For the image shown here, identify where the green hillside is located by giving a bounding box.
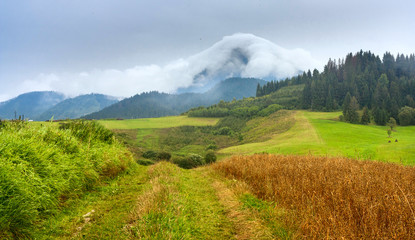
[35,93,118,120]
[84,77,266,119]
[220,111,415,164]
[0,91,65,120]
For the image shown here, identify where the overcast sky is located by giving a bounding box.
[1,0,414,101]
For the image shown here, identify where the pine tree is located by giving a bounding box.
[256,83,261,97]
[361,106,371,124]
[347,96,360,123]
[342,92,352,119]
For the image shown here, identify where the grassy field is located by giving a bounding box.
[220,111,415,164]
[10,110,415,239]
[32,162,286,239]
[98,116,219,129]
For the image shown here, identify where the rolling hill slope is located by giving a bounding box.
[84,77,266,119]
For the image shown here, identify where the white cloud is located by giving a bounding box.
[6,33,321,100]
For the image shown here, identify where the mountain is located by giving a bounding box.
[84,77,266,119]
[173,33,320,94]
[0,91,65,120]
[35,93,119,120]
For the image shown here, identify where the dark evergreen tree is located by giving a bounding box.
[373,107,389,125]
[347,96,360,123]
[361,106,371,124]
[342,92,352,118]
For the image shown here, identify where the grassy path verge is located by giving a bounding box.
[33,164,148,239]
[33,162,284,239]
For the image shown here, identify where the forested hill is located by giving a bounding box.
[35,93,118,120]
[0,91,65,120]
[84,77,266,119]
[257,51,415,125]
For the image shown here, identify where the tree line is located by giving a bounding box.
[256,50,415,125]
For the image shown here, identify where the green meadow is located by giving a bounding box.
[220,111,415,164]
[101,110,415,164]
[98,116,219,129]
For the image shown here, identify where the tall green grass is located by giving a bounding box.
[0,120,133,238]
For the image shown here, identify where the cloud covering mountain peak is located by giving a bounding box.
[185,33,320,88]
[14,33,320,100]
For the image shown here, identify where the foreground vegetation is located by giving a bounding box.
[3,108,415,239]
[0,120,133,238]
[26,161,288,239]
[214,154,415,239]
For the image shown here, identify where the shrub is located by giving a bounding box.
[156,151,172,161]
[214,127,232,136]
[206,144,217,150]
[137,159,155,166]
[204,151,217,164]
[142,150,158,159]
[258,104,283,117]
[173,154,205,169]
[398,106,415,126]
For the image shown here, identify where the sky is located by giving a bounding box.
[1,0,414,101]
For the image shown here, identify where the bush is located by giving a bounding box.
[258,104,283,116]
[142,150,158,159]
[137,159,155,166]
[205,151,217,164]
[173,154,205,169]
[214,127,232,136]
[156,151,172,161]
[398,106,415,126]
[206,144,217,150]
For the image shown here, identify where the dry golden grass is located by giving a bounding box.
[213,154,415,239]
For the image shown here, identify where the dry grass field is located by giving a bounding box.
[213,154,415,239]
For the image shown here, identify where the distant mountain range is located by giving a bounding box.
[0,77,266,120]
[84,77,266,119]
[0,91,65,120]
[35,94,118,120]
[0,92,118,120]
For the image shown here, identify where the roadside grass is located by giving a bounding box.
[31,161,290,239]
[220,111,415,164]
[33,164,148,239]
[98,116,219,130]
[0,120,133,238]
